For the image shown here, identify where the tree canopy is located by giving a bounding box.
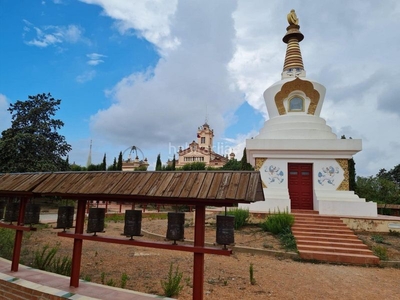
[0,93,71,172]
[356,164,400,205]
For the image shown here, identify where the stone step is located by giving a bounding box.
[291,209,319,214]
[292,228,358,239]
[294,233,361,242]
[299,250,380,265]
[297,244,373,255]
[292,227,353,234]
[296,240,368,249]
[294,219,347,225]
[294,215,343,223]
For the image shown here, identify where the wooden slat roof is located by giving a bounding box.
[0,171,264,206]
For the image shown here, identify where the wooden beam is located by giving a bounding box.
[58,232,231,256]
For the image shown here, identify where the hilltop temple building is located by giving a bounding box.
[240,10,377,217]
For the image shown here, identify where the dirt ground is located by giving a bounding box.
[19,212,400,300]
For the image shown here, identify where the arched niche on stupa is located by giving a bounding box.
[274,77,320,115]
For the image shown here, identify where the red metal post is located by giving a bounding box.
[193,205,205,300]
[11,197,27,272]
[70,199,86,287]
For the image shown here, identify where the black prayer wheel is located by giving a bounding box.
[166,212,185,243]
[24,203,41,225]
[0,201,6,220]
[123,210,142,238]
[216,215,235,247]
[4,202,20,223]
[87,207,106,235]
[56,206,74,230]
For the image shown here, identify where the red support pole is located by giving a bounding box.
[70,200,86,287]
[11,197,27,272]
[193,205,205,300]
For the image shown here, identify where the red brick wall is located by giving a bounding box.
[0,280,63,300]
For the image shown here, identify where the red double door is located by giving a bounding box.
[288,163,313,210]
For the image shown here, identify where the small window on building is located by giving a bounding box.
[201,137,205,144]
[289,97,304,112]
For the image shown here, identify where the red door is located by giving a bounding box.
[288,163,313,210]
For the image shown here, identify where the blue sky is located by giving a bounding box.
[1,0,399,176]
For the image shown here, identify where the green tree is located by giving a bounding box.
[221,158,241,170]
[117,151,123,171]
[107,157,117,171]
[0,93,71,172]
[101,153,107,171]
[240,148,253,170]
[179,162,206,170]
[341,135,357,191]
[156,154,162,171]
[172,154,176,171]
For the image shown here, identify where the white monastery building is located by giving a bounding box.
[240,10,377,217]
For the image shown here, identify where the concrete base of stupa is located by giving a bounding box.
[240,190,377,217]
[239,138,378,217]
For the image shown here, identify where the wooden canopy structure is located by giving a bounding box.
[0,171,264,300]
[0,171,264,205]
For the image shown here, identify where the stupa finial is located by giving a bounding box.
[282,9,305,79]
[287,9,299,26]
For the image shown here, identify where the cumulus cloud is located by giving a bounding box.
[79,0,179,52]
[23,20,84,48]
[87,53,106,65]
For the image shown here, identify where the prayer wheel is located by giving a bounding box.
[24,203,41,225]
[166,212,185,244]
[216,215,235,247]
[123,210,142,238]
[0,201,6,220]
[87,207,106,235]
[4,202,19,223]
[56,206,74,230]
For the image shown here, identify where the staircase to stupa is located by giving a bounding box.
[291,210,380,265]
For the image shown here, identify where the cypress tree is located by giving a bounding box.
[117,151,123,171]
[156,154,162,171]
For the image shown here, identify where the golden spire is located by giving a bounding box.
[282,9,305,78]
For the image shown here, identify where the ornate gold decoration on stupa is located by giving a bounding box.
[287,9,299,25]
[282,9,304,75]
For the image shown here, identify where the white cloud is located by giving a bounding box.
[79,0,179,53]
[24,21,84,48]
[86,53,106,65]
[76,70,96,83]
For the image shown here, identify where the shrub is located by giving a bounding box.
[373,245,388,260]
[51,256,72,276]
[33,244,58,270]
[226,208,250,229]
[371,234,384,244]
[0,228,15,260]
[389,230,400,237]
[260,211,294,234]
[249,263,256,285]
[120,273,129,289]
[279,227,297,252]
[31,244,72,276]
[161,263,183,297]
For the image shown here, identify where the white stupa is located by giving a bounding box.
[240,10,377,217]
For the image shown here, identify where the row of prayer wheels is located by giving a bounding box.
[0,201,41,225]
[55,206,235,247]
